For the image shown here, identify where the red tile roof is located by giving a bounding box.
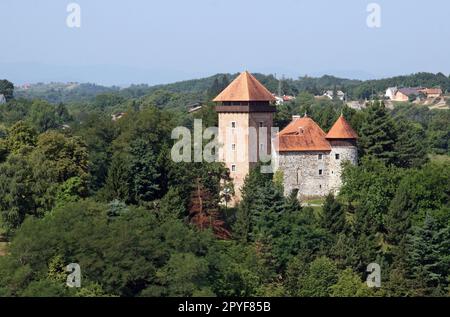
[276,116,332,152]
[213,71,276,102]
[325,115,358,139]
[421,88,443,95]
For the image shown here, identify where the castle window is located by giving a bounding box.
[260,143,264,152]
[319,169,323,175]
[319,185,322,189]
[318,154,323,160]
[231,164,236,172]
[231,121,236,128]
[231,144,236,151]
[335,153,340,160]
[259,121,264,128]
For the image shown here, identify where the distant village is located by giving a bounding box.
[187,84,448,114]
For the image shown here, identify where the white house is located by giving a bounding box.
[385,87,398,100]
[0,94,6,104]
[323,90,345,101]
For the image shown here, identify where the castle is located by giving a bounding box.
[214,71,358,201]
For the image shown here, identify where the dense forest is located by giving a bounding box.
[0,76,449,297]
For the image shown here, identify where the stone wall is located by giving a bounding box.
[277,145,357,199]
[278,151,331,198]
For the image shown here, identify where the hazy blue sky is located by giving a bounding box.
[1,0,449,85]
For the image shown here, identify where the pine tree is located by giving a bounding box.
[320,193,346,234]
[359,101,398,165]
[385,181,412,245]
[284,190,302,214]
[406,214,449,294]
[128,138,161,203]
[394,120,429,168]
[250,183,285,241]
[104,153,131,202]
[189,179,230,239]
[233,166,272,242]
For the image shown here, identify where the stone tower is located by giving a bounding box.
[214,71,276,201]
[325,115,358,194]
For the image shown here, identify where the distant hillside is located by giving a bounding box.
[15,82,119,104]
[13,72,450,104]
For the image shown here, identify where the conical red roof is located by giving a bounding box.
[326,115,358,139]
[213,71,276,102]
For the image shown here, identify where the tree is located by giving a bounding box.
[189,179,230,239]
[340,157,402,232]
[32,131,89,183]
[6,121,37,154]
[359,101,398,165]
[103,153,131,202]
[331,268,368,297]
[406,214,450,295]
[297,257,338,297]
[128,138,161,203]
[29,100,59,133]
[158,187,186,221]
[320,193,346,234]
[152,252,213,296]
[0,80,14,101]
[385,181,412,245]
[394,120,428,168]
[0,155,36,231]
[233,166,272,242]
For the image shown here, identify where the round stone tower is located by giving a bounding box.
[325,115,358,194]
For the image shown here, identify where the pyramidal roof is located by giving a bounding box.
[276,115,332,152]
[213,71,276,102]
[325,115,358,139]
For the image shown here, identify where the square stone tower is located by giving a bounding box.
[213,71,276,202]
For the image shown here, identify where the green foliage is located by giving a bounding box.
[330,268,369,297]
[395,120,429,168]
[406,214,450,295]
[291,256,338,297]
[359,101,398,165]
[0,80,14,101]
[320,193,346,234]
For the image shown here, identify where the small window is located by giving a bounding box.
[231,144,236,151]
[259,121,264,128]
[260,143,264,151]
[319,185,322,189]
[231,121,236,128]
[318,154,323,160]
[319,169,323,175]
[231,164,236,172]
[335,153,340,160]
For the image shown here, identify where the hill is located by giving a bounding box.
[13,72,450,106]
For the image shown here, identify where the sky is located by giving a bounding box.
[0,0,449,86]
